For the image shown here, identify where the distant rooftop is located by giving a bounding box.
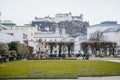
[56,12,72,16]
[1,23,16,25]
[100,21,117,25]
[103,27,120,33]
[1,20,16,25]
[34,32,69,38]
[0,23,8,30]
[0,32,16,43]
[88,21,120,28]
[34,33,62,38]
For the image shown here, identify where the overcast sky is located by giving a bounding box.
[0,0,120,25]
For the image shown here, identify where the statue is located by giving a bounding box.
[36,39,46,59]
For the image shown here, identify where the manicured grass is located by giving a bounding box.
[0,60,120,78]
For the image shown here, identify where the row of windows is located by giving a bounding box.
[36,39,61,42]
[89,34,110,40]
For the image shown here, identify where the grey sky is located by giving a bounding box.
[0,0,120,25]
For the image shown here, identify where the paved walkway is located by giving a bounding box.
[10,76,120,80]
[77,57,120,63]
[105,60,120,63]
[91,57,120,63]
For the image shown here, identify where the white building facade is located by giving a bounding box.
[87,21,119,39]
[0,23,16,43]
[102,27,120,47]
[34,26,74,55]
[34,26,71,42]
[0,32,16,43]
[87,21,120,47]
[1,30,28,44]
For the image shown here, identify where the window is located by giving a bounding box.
[7,33,14,36]
[31,33,33,36]
[31,27,33,30]
[54,39,57,42]
[23,33,27,39]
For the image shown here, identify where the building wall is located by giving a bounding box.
[11,26,37,47]
[34,33,70,42]
[55,13,72,23]
[103,32,116,41]
[15,26,37,41]
[87,21,120,47]
[87,26,114,39]
[1,23,37,47]
[0,32,16,43]
[102,31,120,46]
[1,30,28,44]
[116,31,120,46]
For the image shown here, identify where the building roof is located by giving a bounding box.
[72,16,81,18]
[1,22,16,25]
[0,23,8,30]
[0,32,16,43]
[1,30,28,34]
[16,26,36,28]
[88,21,120,28]
[100,21,117,24]
[103,27,120,33]
[56,13,69,16]
[1,30,28,43]
[34,32,69,38]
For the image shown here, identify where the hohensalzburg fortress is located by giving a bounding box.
[34,12,83,23]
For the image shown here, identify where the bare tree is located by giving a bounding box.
[89,31,103,41]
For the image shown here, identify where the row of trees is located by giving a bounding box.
[0,41,32,62]
[80,41,117,57]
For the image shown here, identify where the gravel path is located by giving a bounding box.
[10,76,120,80]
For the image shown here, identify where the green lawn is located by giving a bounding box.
[0,60,120,79]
